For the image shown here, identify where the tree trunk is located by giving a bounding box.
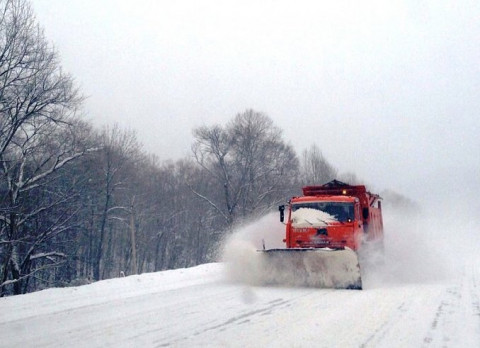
[130,203,137,275]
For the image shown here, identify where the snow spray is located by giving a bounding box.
[221,201,477,289]
[221,212,285,285]
[361,202,476,288]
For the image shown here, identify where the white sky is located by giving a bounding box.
[31,0,480,207]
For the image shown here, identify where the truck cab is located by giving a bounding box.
[279,180,383,252]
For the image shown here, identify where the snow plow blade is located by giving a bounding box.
[259,248,362,289]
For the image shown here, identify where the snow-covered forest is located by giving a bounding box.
[0,0,373,296]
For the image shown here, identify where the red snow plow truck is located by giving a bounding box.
[261,180,384,289]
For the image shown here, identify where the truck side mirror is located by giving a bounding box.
[279,205,285,222]
[362,207,369,220]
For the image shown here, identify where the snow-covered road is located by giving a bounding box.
[2,210,480,347]
[1,260,479,348]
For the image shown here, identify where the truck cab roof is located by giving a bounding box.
[291,195,356,203]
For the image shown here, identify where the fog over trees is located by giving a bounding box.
[0,0,414,296]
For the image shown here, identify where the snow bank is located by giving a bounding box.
[0,263,224,324]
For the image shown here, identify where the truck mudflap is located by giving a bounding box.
[259,247,362,289]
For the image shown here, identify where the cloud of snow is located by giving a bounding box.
[220,212,285,286]
[221,196,480,290]
[221,213,362,288]
[363,198,480,288]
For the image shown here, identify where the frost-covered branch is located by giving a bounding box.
[187,184,229,223]
[19,148,95,193]
[29,251,66,261]
[0,253,66,289]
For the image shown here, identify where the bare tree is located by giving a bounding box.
[192,109,299,226]
[0,0,81,156]
[0,119,92,295]
[88,125,140,281]
[192,124,234,223]
[300,144,337,185]
[0,0,87,295]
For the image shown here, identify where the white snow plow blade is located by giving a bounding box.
[259,248,362,289]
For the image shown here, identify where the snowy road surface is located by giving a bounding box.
[1,260,479,348]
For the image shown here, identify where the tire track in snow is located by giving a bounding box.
[422,261,480,347]
[471,262,480,318]
[197,298,290,332]
[154,289,328,347]
[423,299,450,346]
[155,300,291,347]
[358,301,409,348]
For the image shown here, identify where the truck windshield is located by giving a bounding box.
[291,202,354,223]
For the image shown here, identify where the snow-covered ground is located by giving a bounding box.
[1,210,479,347]
[1,261,479,348]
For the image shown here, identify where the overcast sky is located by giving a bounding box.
[31,0,479,209]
